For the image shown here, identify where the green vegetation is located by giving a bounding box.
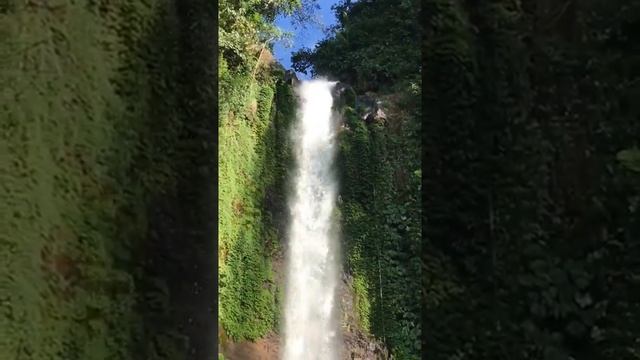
[292,0,420,92]
[336,102,422,359]
[1,0,215,358]
[618,148,640,173]
[424,0,640,358]
[218,0,301,344]
[218,61,296,340]
[293,1,422,358]
[219,2,423,358]
[9,0,638,359]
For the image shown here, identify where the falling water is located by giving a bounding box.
[282,80,341,360]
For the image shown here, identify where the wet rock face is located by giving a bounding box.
[221,332,280,360]
[331,84,386,125]
[343,332,389,360]
[332,83,356,114]
[284,69,299,87]
[339,273,389,360]
[356,93,386,124]
[332,82,350,98]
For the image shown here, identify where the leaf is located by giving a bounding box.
[617,148,640,172]
[590,326,604,342]
[574,293,593,308]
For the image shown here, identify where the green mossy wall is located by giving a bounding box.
[218,59,296,342]
[1,0,216,358]
[336,91,422,359]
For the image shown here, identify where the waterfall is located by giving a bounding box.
[282,80,341,360]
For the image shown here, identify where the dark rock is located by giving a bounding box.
[284,69,299,87]
[339,271,389,359]
[332,82,357,111]
[357,93,386,124]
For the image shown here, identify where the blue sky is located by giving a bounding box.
[272,1,339,80]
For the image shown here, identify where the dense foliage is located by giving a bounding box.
[218,0,301,349]
[337,97,422,359]
[218,57,296,341]
[424,0,640,358]
[219,0,318,70]
[1,0,215,358]
[292,0,420,92]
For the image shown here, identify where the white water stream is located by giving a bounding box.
[282,80,341,360]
